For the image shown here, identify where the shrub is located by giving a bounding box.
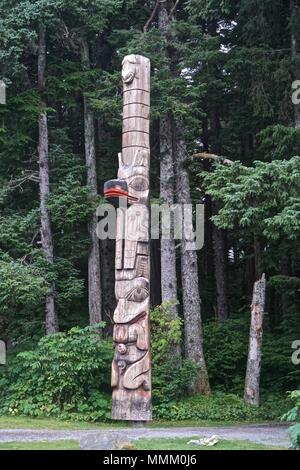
[150,303,182,366]
[203,318,249,392]
[152,359,199,405]
[0,254,48,313]
[153,392,290,422]
[282,390,300,449]
[151,303,199,404]
[203,317,298,393]
[0,325,112,421]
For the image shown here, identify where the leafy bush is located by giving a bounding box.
[154,392,290,422]
[0,307,295,424]
[0,254,48,312]
[203,317,298,393]
[47,176,97,228]
[152,359,199,405]
[150,303,182,365]
[282,390,300,449]
[151,303,199,404]
[0,326,112,422]
[203,318,249,392]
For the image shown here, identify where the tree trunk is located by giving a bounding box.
[174,118,210,394]
[290,0,300,128]
[158,2,180,359]
[212,200,228,322]
[100,238,116,332]
[254,236,262,280]
[210,107,229,322]
[150,238,162,309]
[159,113,179,317]
[203,194,215,316]
[202,121,215,317]
[80,37,102,326]
[38,24,58,334]
[244,273,266,406]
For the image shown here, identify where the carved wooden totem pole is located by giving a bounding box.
[104,55,151,421]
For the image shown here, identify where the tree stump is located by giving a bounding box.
[244,273,266,406]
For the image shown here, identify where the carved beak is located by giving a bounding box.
[104,179,140,205]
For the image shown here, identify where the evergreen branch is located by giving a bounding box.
[143,0,161,33]
[191,152,234,165]
[7,172,39,191]
[62,23,79,52]
[168,0,180,20]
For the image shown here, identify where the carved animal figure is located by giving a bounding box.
[104,55,151,421]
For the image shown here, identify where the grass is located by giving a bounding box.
[0,437,286,451]
[0,416,126,430]
[0,416,275,430]
[147,419,276,428]
[0,440,79,450]
[134,437,286,451]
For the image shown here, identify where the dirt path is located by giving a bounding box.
[0,424,290,449]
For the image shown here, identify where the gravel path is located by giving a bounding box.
[0,424,290,449]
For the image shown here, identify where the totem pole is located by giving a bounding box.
[104,55,151,421]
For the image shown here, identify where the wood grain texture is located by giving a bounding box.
[244,273,266,406]
[38,24,58,334]
[108,55,152,421]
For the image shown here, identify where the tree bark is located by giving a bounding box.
[174,118,210,394]
[158,2,180,358]
[244,273,266,406]
[97,119,115,331]
[38,24,58,334]
[80,37,102,325]
[158,5,178,317]
[212,200,228,322]
[159,114,179,316]
[100,238,116,332]
[157,0,209,390]
[191,152,233,165]
[210,108,229,322]
[254,236,262,280]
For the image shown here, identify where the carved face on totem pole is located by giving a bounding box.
[121,55,137,84]
[104,55,151,420]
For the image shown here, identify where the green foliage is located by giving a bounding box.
[201,157,300,240]
[282,390,300,449]
[258,125,300,161]
[154,392,290,422]
[151,303,199,404]
[0,326,112,422]
[0,211,39,257]
[150,303,182,366]
[0,0,299,427]
[0,254,48,313]
[152,359,199,406]
[47,176,96,228]
[203,317,299,393]
[203,318,249,392]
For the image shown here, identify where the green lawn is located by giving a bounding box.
[0,416,126,430]
[0,440,80,450]
[0,437,286,451]
[0,416,275,430]
[147,419,274,428]
[134,437,286,451]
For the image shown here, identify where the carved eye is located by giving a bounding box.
[127,287,149,302]
[117,360,126,370]
[129,177,148,192]
[117,344,127,355]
